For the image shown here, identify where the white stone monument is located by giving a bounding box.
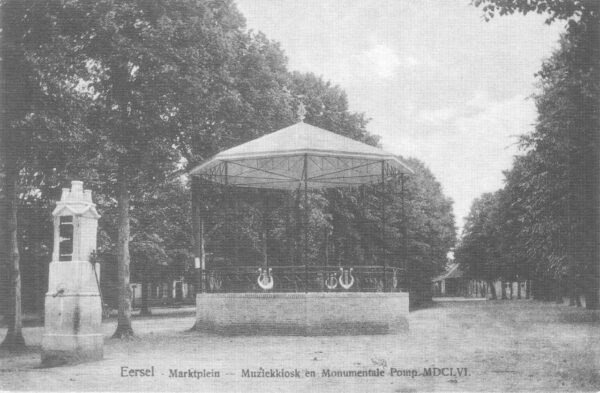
[41,180,103,366]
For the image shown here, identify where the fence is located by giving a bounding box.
[197,265,406,293]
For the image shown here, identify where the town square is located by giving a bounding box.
[0,0,598,392]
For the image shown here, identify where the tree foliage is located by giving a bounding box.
[459,0,599,308]
[1,0,459,348]
[0,0,93,351]
[473,0,599,25]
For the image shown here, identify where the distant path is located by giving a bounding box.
[1,301,598,392]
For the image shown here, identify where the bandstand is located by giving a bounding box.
[190,113,413,335]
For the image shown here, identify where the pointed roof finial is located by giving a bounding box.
[297,102,306,122]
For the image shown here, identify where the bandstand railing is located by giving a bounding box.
[197,265,407,293]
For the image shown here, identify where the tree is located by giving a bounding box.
[473,0,598,25]
[0,0,92,350]
[473,0,599,309]
[495,156,538,299]
[397,158,456,305]
[63,0,249,337]
[179,29,296,276]
[529,31,599,308]
[130,178,193,315]
[288,72,382,269]
[0,0,47,351]
[3,0,458,325]
[455,193,502,299]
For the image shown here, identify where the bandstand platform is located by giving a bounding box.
[195,266,409,335]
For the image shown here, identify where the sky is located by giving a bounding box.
[235,0,563,232]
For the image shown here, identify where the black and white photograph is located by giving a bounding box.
[0,0,598,391]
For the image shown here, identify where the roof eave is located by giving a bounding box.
[190,151,414,177]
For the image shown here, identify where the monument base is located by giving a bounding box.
[41,289,103,366]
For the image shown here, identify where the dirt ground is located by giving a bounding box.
[0,300,598,392]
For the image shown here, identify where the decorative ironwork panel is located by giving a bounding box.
[197,265,406,293]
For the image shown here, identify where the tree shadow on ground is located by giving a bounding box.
[0,345,39,359]
[557,310,600,324]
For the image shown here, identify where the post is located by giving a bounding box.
[294,187,301,266]
[233,186,240,265]
[381,161,386,258]
[224,161,232,267]
[303,154,309,292]
[401,174,407,279]
[381,161,387,291]
[263,192,269,268]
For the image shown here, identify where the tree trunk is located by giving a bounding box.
[112,165,134,338]
[201,220,206,272]
[584,265,599,309]
[501,281,507,300]
[191,178,201,260]
[140,278,151,316]
[544,278,552,301]
[167,280,173,302]
[568,279,576,306]
[556,278,563,304]
[542,279,550,300]
[0,183,6,318]
[537,279,545,300]
[191,178,203,295]
[0,160,26,351]
[34,256,43,314]
[324,226,329,266]
[584,288,599,310]
[488,280,497,300]
[517,280,521,299]
[509,281,514,299]
[526,280,531,299]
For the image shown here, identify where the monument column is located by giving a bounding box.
[41,180,103,366]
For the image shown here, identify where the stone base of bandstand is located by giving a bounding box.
[195,292,409,335]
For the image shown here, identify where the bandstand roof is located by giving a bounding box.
[190,121,413,189]
[432,263,464,282]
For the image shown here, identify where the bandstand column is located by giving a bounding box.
[303,154,309,292]
[262,191,269,268]
[381,160,387,291]
[401,173,407,276]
